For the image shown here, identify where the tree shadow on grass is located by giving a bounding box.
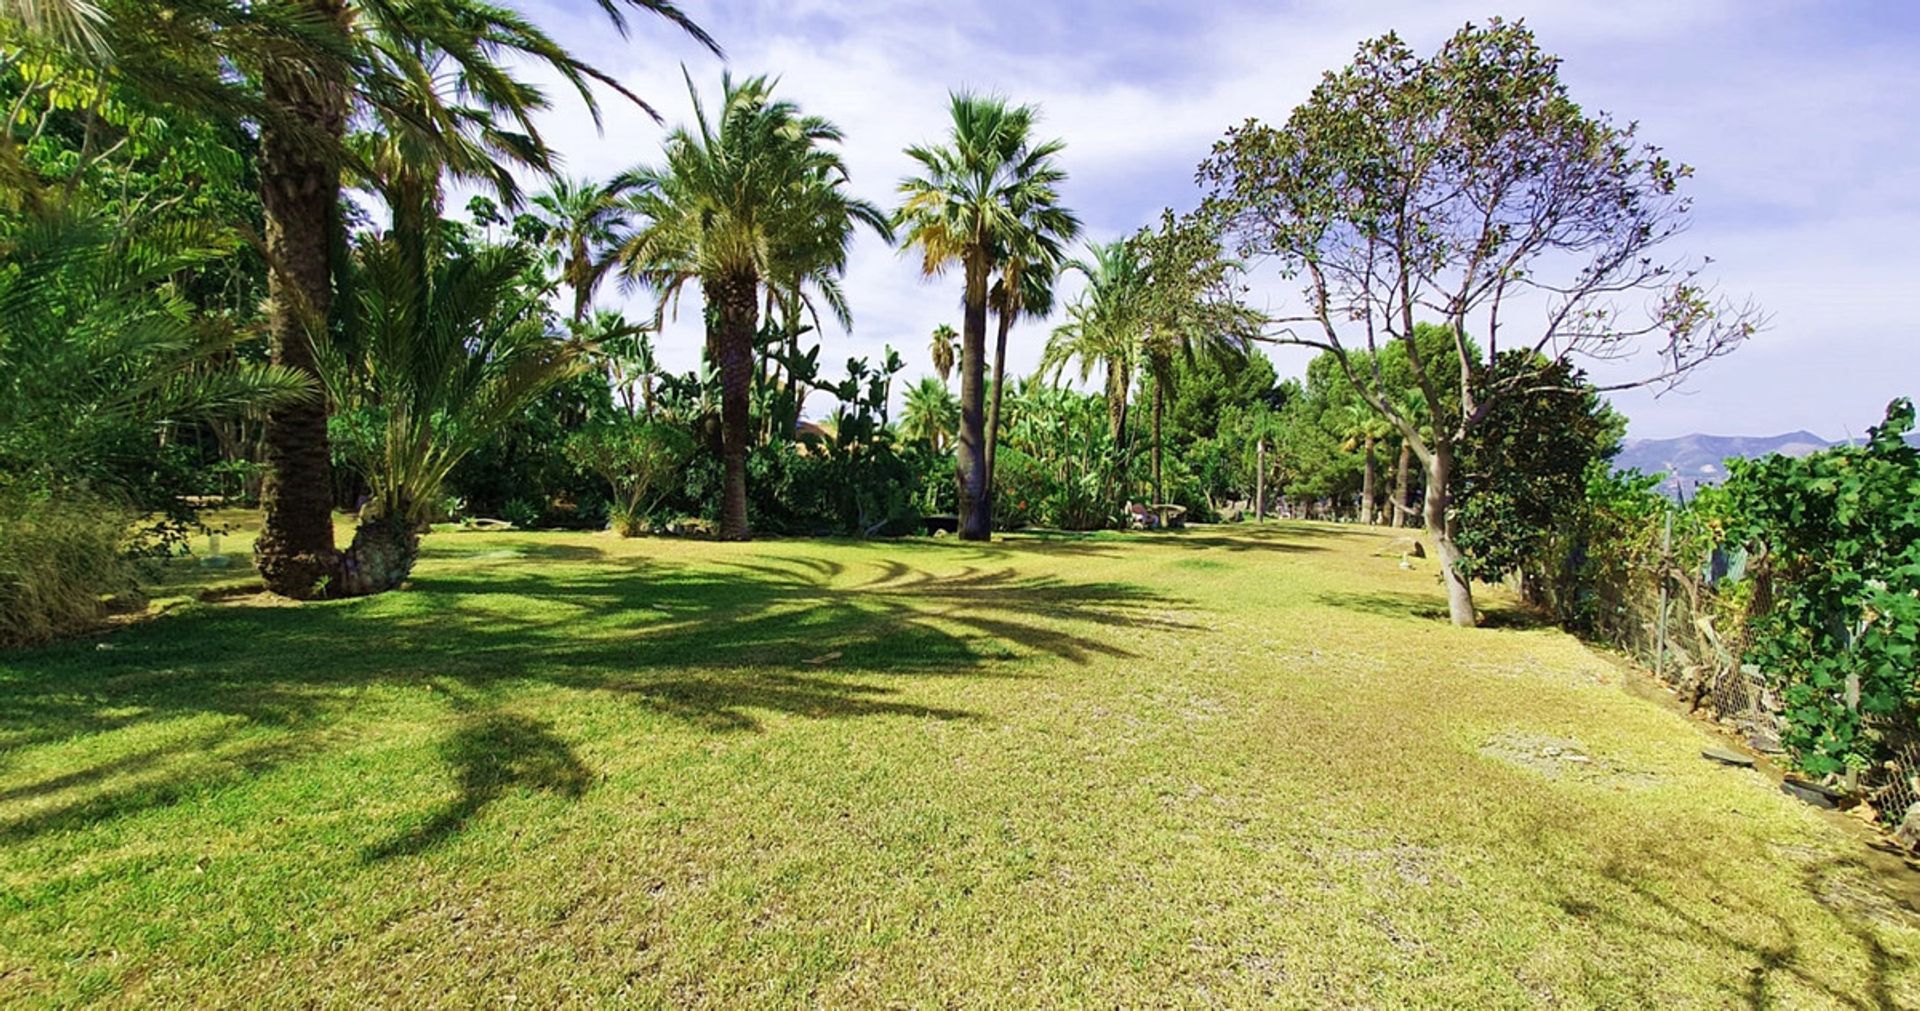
[1546,844,1917,1009]
[1314,589,1548,629]
[0,551,1196,849]
[363,712,590,861]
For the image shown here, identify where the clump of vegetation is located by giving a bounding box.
[0,491,131,647]
[567,420,695,536]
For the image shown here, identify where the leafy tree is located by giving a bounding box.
[1200,19,1758,624]
[619,73,886,540]
[896,92,1068,541]
[1724,399,1920,777]
[1451,353,1622,584]
[567,418,693,535]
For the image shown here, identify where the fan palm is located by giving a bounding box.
[530,175,636,326]
[1337,402,1395,524]
[899,376,960,452]
[617,72,887,540]
[928,323,958,385]
[321,233,584,595]
[895,92,1068,540]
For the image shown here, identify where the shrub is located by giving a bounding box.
[0,492,134,648]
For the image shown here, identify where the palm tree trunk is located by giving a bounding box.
[336,510,422,597]
[1361,433,1376,525]
[714,273,759,540]
[984,304,1013,509]
[956,254,991,541]
[1105,358,1129,448]
[254,4,348,599]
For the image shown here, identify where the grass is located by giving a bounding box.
[3,520,1919,1007]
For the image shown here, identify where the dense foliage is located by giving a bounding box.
[1723,400,1920,776]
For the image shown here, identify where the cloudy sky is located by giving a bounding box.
[503,0,1918,440]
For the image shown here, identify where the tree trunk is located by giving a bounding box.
[254,4,348,600]
[714,273,759,540]
[984,304,1013,512]
[956,254,991,541]
[1393,439,1412,528]
[1423,444,1477,626]
[335,511,422,597]
[1151,375,1165,505]
[1361,434,1376,525]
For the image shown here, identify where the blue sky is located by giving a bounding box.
[504,0,1920,440]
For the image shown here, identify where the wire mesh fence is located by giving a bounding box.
[1573,512,1919,828]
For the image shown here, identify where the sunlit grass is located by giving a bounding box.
[4,521,1918,1006]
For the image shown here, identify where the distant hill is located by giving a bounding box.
[1616,430,1920,498]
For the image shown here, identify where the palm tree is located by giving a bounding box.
[617,73,887,540]
[1338,403,1395,524]
[899,376,960,452]
[1041,239,1146,448]
[984,190,1078,505]
[896,92,1068,541]
[249,1,715,597]
[929,323,958,385]
[530,175,635,326]
[321,233,584,594]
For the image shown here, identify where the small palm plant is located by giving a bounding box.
[321,236,584,595]
[899,376,960,452]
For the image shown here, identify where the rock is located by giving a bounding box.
[1747,732,1784,754]
[1409,540,1426,558]
[1781,778,1848,810]
[1894,805,1920,852]
[1702,747,1756,768]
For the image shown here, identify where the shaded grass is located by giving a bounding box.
[2,520,1918,1007]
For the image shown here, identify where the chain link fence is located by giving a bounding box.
[1565,514,1919,828]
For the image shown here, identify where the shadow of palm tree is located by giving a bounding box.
[363,712,590,861]
[0,550,1197,848]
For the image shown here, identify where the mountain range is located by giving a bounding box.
[1616,430,1920,498]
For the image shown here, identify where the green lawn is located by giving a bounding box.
[3,522,1918,1007]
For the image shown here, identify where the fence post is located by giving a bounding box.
[1255,440,1266,523]
[1655,508,1672,680]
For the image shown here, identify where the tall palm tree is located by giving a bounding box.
[929,323,958,386]
[1338,402,1395,524]
[617,73,887,540]
[896,92,1067,541]
[250,1,715,597]
[899,376,960,452]
[984,188,1078,504]
[530,175,636,326]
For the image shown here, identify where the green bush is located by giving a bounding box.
[0,493,135,649]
